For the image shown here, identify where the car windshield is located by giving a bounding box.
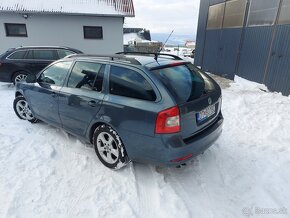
[151,64,217,104]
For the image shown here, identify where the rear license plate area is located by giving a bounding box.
[196,104,216,125]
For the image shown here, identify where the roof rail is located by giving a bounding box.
[66,54,141,65]
[116,52,183,61]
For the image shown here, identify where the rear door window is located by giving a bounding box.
[152,64,217,104]
[67,61,105,91]
[109,66,156,101]
[33,49,56,60]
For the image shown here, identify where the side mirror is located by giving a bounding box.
[26,74,37,83]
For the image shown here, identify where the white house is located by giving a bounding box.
[0,0,135,54]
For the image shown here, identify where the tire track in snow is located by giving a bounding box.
[133,163,191,218]
[133,164,161,218]
[160,160,215,218]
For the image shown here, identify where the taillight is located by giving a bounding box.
[155,106,180,134]
[170,154,193,163]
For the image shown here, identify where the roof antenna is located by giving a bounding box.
[158,30,174,54]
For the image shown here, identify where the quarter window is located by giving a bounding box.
[68,62,105,91]
[83,26,103,39]
[223,0,247,28]
[39,61,72,86]
[7,50,27,59]
[247,0,280,27]
[5,23,27,37]
[110,66,156,101]
[207,3,225,30]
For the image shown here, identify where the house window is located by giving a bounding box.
[207,3,225,30]
[5,23,27,37]
[247,0,280,27]
[83,26,103,39]
[278,0,290,25]
[223,0,247,28]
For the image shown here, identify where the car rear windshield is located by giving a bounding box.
[151,64,217,104]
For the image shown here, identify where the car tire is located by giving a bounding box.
[12,71,28,85]
[13,96,38,123]
[93,124,130,170]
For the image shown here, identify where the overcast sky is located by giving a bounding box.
[124,0,200,35]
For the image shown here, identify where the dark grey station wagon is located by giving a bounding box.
[13,53,223,169]
[0,46,82,84]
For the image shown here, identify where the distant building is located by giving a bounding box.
[123,28,151,44]
[123,28,162,53]
[0,0,135,54]
[195,0,290,95]
[185,40,195,49]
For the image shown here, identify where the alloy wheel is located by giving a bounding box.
[15,74,27,83]
[96,132,119,164]
[15,99,35,121]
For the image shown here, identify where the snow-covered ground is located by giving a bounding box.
[0,76,290,218]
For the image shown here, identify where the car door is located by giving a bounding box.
[58,61,106,136]
[24,61,73,126]
[102,65,159,137]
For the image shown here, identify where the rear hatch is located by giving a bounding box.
[151,63,222,139]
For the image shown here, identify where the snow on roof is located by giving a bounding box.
[0,0,135,17]
[123,33,141,45]
[123,33,157,45]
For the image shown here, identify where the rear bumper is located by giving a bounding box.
[122,113,224,166]
[161,113,223,166]
[0,69,12,82]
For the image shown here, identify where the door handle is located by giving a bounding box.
[51,92,58,98]
[88,100,98,107]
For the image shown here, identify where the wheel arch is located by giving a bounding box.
[88,121,109,144]
[88,121,123,145]
[15,91,24,98]
[11,70,30,81]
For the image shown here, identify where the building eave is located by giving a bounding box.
[0,10,135,17]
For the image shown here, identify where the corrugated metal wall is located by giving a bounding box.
[237,26,274,83]
[202,29,221,72]
[218,28,243,79]
[194,0,210,66]
[199,28,243,80]
[265,25,290,95]
[195,0,290,96]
